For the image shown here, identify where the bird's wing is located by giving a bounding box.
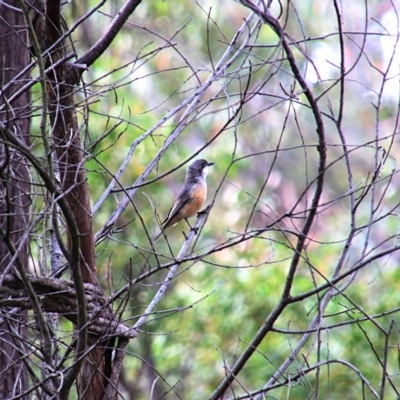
[162,184,193,228]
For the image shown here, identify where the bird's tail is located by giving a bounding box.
[153,229,163,243]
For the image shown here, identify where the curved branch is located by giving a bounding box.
[76,0,143,69]
[0,274,137,338]
[209,2,327,398]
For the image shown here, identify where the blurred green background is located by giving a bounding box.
[30,0,400,398]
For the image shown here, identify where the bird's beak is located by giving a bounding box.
[207,162,214,166]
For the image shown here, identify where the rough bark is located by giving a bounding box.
[32,1,108,397]
[0,1,31,398]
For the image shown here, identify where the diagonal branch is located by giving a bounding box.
[76,0,143,69]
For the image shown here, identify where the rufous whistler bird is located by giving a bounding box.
[153,159,214,242]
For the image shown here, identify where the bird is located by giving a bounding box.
[153,159,214,242]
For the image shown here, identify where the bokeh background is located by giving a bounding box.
[30,0,400,398]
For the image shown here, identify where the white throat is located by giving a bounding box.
[202,165,209,178]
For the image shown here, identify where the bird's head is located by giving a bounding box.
[187,159,214,178]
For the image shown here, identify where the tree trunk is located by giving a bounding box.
[32,2,108,398]
[0,1,31,398]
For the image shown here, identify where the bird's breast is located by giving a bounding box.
[187,181,207,216]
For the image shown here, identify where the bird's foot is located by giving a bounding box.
[184,218,193,229]
[197,204,211,216]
